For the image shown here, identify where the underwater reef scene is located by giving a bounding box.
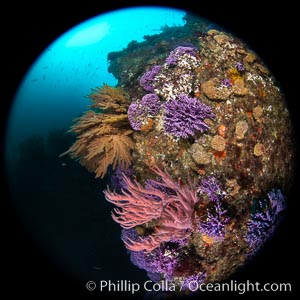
[63,13,294,294]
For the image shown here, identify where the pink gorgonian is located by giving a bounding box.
[104,166,200,252]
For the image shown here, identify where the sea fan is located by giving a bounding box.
[61,84,135,178]
[89,83,130,113]
[105,166,199,252]
[85,132,135,178]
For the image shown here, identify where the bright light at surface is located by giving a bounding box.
[66,22,110,47]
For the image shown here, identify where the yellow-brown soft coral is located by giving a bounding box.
[61,84,135,178]
[89,83,129,113]
[85,131,135,178]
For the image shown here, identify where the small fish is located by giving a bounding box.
[31,78,38,82]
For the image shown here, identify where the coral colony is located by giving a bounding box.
[64,17,294,295]
[245,189,286,252]
[197,176,229,239]
[105,166,199,250]
[140,65,161,93]
[163,95,215,139]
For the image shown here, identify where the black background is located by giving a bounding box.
[1,0,299,298]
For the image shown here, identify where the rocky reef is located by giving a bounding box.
[66,13,295,294]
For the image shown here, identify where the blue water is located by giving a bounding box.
[5,6,186,166]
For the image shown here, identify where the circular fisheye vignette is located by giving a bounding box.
[5,5,295,293]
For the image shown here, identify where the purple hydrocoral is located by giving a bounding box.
[245,210,272,251]
[198,176,223,203]
[123,228,181,281]
[121,227,140,244]
[181,272,207,291]
[165,46,197,66]
[110,165,133,192]
[221,78,232,87]
[236,62,245,71]
[245,189,286,252]
[127,103,144,130]
[121,229,160,280]
[140,65,161,92]
[141,93,160,116]
[144,178,176,198]
[133,245,178,281]
[163,94,215,139]
[198,176,229,239]
[198,200,229,239]
[127,94,160,131]
[268,189,285,215]
[169,237,189,248]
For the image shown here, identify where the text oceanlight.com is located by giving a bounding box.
[86,280,292,294]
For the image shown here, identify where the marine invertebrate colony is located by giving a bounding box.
[127,93,160,130]
[163,94,215,138]
[105,166,199,252]
[61,84,134,178]
[126,229,183,282]
[197,199,229,240]
[127,103,144,130]
[245,189,286,252]
[141,93,160,116]
[197,176,229,239]
[140,65,161,92]
[85,131,134,178]
[165,46,197,66]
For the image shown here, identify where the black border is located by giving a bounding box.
[2,1,299,298]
